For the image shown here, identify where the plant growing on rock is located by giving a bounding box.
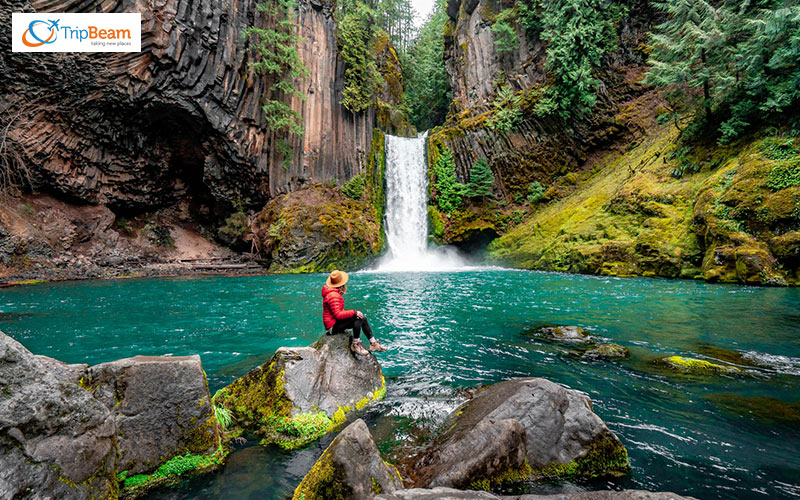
[431,145,465,213]
[491,8,519,54]
[487,85,522,134]
[337,1,383,113]
[526,181,545,203]
[464,158,495,199]
[341,174,367,200]
[244,0,308,137]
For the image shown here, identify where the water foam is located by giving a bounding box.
[376,133,469,272]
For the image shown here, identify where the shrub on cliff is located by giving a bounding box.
[465,158,495,199]
[431,146,465,213]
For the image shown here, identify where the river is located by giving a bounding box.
[2,270,799,499]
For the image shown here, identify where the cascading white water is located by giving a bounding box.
[377,133,466,271]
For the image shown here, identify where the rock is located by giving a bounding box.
[378,487,500,499]
[651,356,742,376]
[582,344,630,360]
[292,419,402,500]
[86,355,221,475]
[213,333,386,449]
[34,354,89,384]
[0,331,117,500]
[413,378,629,488]
[377,489,697,500]
[538,326,592,343]
[414,418,528,489]
[705,394,800,426]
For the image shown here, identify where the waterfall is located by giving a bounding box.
[377,133,466,272]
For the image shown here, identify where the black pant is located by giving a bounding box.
[332,315,373,341]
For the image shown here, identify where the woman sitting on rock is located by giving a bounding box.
[322,270,388,356]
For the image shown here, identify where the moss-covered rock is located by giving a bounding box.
[292,419,402,500]
[536,325,592,343]
[582,343,631,360]
[412,378,629,488]
[213,334,386,450]
[652,356,743,376]
[488,126,800,286]
[706,394,800,426]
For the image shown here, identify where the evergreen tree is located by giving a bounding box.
[244,0,308,136]
[403,0,451,130]
[432,146,464,213]
[337,2,383,113]
[465,158,495,198]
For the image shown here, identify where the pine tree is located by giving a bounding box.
[338,2,383,113]
[244,0,309,136]
[645,0,725,124]
[465,158,495,198]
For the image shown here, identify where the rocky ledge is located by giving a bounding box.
[212,333,386,449]
[0,331,225,500]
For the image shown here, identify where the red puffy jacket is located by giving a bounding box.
[322,285,356,330]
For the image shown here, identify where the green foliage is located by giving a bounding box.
[519,0,620,119]
[275,412,332,438]
[527,181,545,203]
[464,158,495,198]
[143,222,174,248]
[766,164,800,191]
[668,145,700,178]
[403,0,451,130]
[219,210,250,240]
[428,206,445,237]
[646,1,800,143]
[761,137,798,161]
[491,9,519,53]
[487,85,522,134]
[431,145,465,213]
[337,2,383,113]
[123,474,150,488]
[245,0,308,137]
[154,453,206,477]
[276,137,294,171]
[214,404,234,431]
[341,174,367,200]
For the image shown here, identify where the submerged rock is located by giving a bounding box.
[694,344,759,368]
[0,331,117,500]
[213,333,386,449]
[378,489,697,499]
[292,419,403,500]
[706,394,800,425]
[412,378,629,489]
[582,344,630,360]
[652,356,742,376]
[86,355,221,476]
[536,326,592,343]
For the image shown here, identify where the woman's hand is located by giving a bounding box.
[356,311,364,319]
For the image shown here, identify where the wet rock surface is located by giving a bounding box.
[378,489,697,500]
[0,331,117,500]
[86,355,220,475]
[214,333,385,448]
[538,326,592,343]
[582,344,631,360]
[292,419,402,500]
[413,378,629,488]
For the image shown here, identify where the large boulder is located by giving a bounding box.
[85,355,221,475]
[413,379,629,489]
[0,331,117,500]
[292,419,403,500]
[213,333,386,449]
[377,489,697,500]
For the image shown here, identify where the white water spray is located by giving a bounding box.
[377,133,467,272]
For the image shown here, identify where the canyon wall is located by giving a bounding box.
[0,0,380,214]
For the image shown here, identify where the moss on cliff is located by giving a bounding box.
[252,131,387,273]
[488,125,800,286]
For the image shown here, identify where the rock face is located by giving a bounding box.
[377,489,697,500]
[214,333,386,449]
[0,0,387,212]
[86,355,220,475]
[292,419,403,500]
[0,332,117,500]
[413,378,629,489]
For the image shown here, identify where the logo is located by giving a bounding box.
[12,13,141,53]
[22,19,60,47]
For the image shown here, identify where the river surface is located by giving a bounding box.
[2,270,800,499]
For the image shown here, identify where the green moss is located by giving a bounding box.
[291,445,352,500]
[655,356,743,375]
[532,436,630,479]
[468,460,533,491]
[118,444,228,497]
[706,394,800,425]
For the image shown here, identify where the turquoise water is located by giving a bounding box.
[2,270,800,499]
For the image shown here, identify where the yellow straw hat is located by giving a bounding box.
[326,270,349,288]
